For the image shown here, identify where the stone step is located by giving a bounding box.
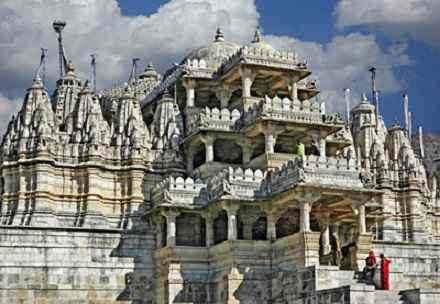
[374,290,404,304]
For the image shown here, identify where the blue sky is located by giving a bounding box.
[118,0,439,133]
[0,0,439,133]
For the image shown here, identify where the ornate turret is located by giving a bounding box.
[151,90,182,152]
[52,61,82,127]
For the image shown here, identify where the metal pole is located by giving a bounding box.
[90,54,97,93]
[53,20,67,78]
[344,88,351,122]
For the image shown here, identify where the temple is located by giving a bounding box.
[0,27,439,304]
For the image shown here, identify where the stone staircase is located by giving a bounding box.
[374,290,404,304]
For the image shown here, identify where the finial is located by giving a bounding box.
[252,27,262,43]
[215,28,225,42]
[66,61,75,74]
[361,93,368,102]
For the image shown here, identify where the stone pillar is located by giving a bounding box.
[183,79,196,108]
[319,135,327,161]
[242,144,253,165]
[299,201,311,232]
[241,211,260,240]
[163,210,180,247]
[225,205,239,241]
[202,213,214,247]
[215,85,233,109]
[318,212,331,255]
[266,213,277,241]
[204,137,214,162]
[357,205,367,235]
[264,132,276,154]
[239,67,256,98]
[292,81,298,100]
[186,149,194,173]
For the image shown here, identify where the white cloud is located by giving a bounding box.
[0,93,21,133]
[266,33,411,115]
[0,0,258,93]
[335,0,440,47]
[0,0,410,134]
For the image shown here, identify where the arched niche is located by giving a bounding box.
[176,213,206,247]
[252,216,267,240]
[276,208,300,239]
[214,139,243,164]
[193,143,206,169]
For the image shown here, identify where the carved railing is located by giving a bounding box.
[244,96,325,126]
[269,156,364,194]
[218,46,307,76]
[185,107,242,136]
[183,59,215,78]
[151,176,207,207]
[206,167,266,201]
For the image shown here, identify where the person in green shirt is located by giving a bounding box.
[297,142,305,156]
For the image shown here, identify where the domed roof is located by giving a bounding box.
[183,28,240,69]
[248,28,276,52]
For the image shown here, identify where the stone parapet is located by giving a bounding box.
[185,107,241,137]
[151,176,207,208]
[206,167,266,201]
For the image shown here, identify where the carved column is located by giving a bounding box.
[225,205,240,241]
[204,136,215,163]
[241,209,261,240]
[264,129,277,154]
[215,85,233,109]
[299,201,311,232]
[202,212,214,247]
[239,67,256,99]
[357,205,367,235]
[318,212,331,255]
[283,76,299,101]
[319,134,327,161]
[155,216,164,248]
[162,210,180,247]
[242,144,253,164]
[266,213,277,241]
[186,148,194,173]
[183,79,196,108]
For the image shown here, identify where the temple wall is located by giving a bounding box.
[0,228,155,304]
[373,241,440,290]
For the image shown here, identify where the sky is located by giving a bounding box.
[0,0,439,134]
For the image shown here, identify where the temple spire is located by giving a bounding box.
[214,28,225,42]
[253,27,262,43]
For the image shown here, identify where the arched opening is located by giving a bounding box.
[214,211,228,244]
[214,139,243,164]
[252,216,267,240]
[176,213,206,247]
[193,143,206,169]
[276,208,300,238]
[274,136,296,154]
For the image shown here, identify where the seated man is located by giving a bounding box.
[363,250,377,284]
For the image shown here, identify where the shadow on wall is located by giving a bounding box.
[112,202,155,304]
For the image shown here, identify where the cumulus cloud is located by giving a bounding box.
[266,33,411,114]
[335,0,440,47]
[0,0,410,134]
[0,93,21,133]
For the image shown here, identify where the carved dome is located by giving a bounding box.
[183,28,240,69]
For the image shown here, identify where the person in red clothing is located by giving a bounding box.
[363,250,377,283]
[380,254,392,290]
